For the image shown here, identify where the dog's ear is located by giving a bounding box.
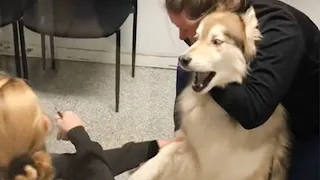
[240,6,262,61]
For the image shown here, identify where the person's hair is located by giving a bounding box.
[165,0,239,20]
[0,73,54,180]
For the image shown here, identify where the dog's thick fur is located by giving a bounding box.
[129,6,291,180]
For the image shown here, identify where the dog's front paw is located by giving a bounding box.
[128,161,161,180]
[128,170,155,180]
[128,154,169,180]
[129,142,183,180]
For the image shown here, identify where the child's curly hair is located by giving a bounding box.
[7,151,54,180]
[0,73,54,180]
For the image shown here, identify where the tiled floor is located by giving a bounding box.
[0,56,177,179]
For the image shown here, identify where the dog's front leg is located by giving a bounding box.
[129,142,184,180]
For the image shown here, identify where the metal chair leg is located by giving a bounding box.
[18,20,28,80]
[132,5,137,78]
[115,30,121,112]
[41,34,46,70]
[50,35,56,70]
[11,22,22,77]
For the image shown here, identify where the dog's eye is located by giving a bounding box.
[212,39,223,45]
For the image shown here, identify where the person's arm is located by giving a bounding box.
[66,126,160,177]
[65,126,115,180]
[99,139,159,176]
[54,111,167,179]
[210,7,305,129]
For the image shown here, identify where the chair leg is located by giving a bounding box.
[11,22,22,77]
[115,30,121,112]
[41,34,46,70]
[18,20,28,80]
[132,6,137,78]
[50,35,56,70]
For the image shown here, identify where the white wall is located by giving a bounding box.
[0,0,318,69]
[0,0,188,69]
[287,0,319,27]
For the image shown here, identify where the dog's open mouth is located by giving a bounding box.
[192,72,216,92]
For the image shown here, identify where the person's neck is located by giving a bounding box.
[0,162,6,168]
[229,0,243,11]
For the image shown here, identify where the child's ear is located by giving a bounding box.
[42,115,52,133]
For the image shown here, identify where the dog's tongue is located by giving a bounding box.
[193,72,207,92]
[193,72,216,92]
[194,73,209,85]
[195,72,199,85]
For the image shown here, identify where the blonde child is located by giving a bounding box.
[0,73,177,180]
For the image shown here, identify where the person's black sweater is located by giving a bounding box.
[225,0,320,137]
[56,126,160,180]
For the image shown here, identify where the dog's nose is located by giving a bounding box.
[178,55,192,66]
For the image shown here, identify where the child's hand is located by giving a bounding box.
[157,137,184,149]
[55,111,84,140]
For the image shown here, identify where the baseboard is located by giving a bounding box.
[0,40,178,70]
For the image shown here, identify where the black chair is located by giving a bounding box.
[21,0,138,112]
[0,0,32,78]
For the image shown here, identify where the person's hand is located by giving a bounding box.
[157,137,184,149]
[55,111,84,140]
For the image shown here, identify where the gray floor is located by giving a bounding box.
[0,56,176,179]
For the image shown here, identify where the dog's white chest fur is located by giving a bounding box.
[177,87,273,180]
[129,84,288,180]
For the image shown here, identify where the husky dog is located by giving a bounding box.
[129,6,290,180]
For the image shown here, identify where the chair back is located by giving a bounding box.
[0,0,36,27]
